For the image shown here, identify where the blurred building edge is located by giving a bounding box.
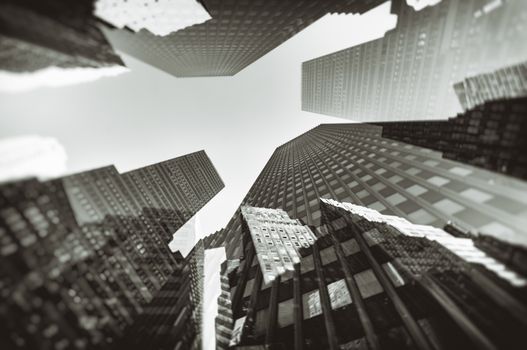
[94,0,212,37]
[0,0,125,91]
[225,201,527,350]
[376,96,527,180]
[215,259,239,350]
[301,0,527,122]
[115,240,205,350]
[0,136,67,183]
[0,151,223,349]
[454,61,527,111]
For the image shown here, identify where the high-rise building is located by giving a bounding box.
[215,259,238,350]
[0,0,124,74]
[454,61,527,111]
[0,151,223,349]
[94,0,211,37]
[377,97,527,180]
[204,124,527,261]
[116,241,205,350]
[301,0,527,121]
[101,0,386,77]
[225,202,527,349]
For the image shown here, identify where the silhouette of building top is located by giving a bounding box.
[0,0,123,73]
[101,0,386,77]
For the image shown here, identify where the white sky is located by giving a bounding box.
[0,2,396,238]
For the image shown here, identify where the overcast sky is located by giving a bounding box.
[0,2,396,239]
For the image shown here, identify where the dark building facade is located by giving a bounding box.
[0,151,223,349]
[377,97,527,180]
[204,124,527,259]
[454,61,527,111]
[224,202,527,349]
[0,0,123,73]
[215,259,239,350]
[116,241,205,350]
[101,0,386,77]
[301,0,527,121]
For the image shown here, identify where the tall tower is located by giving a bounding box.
[301,0,527,121]
[205,124,527,261]
[0,0,124,74]
[225,202,526,349]
[454,61,527,111]
[376,97,527,180]
[0,151,223,349]
[101,0,386,77]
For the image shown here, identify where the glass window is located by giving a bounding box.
[427,176,450,187]
[433,199,464,215]
[408,208,436,225]
[354,269,383,298]
[303,289,322,319]
[278,299,295,328]
[341,239,360,256]
[460,188,493,203]
[328,279,352,310]
[406,184,428,197]
[386,193,407,206]
[449,166,472,176]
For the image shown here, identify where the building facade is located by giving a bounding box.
[101,0,386,77]
[224,202,527,349]
[454,61,527,111]
[301,0,527,121]
[204,124,527,261]
[116,241,205,350]
[0,151,223,349]
[377,97,527,180]
[0,0,124,74]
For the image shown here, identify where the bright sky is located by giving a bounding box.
[0,2,396,239]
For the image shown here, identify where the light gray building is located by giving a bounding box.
[301,0,527,121]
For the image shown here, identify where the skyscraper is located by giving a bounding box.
[301,0,527,121]
[205,124,527,261]
[101,0,386,77]
[117,241,205,350]
[215,259,238,350]
[0,0,124,74]
[225,201,527,349]
[94,0,211,37]
[377,97,527,180]
[0,151,223,349]
[454,61,527,111]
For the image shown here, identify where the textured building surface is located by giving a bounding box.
[241,206,317,285]
[0,151,222,349]
[302,0,527,121]
[225,202,527,349]
[117,241,205,350]
[204,124,527,260]
[454,61,527,110]
[94,0,211,36]
[101,0,386,77]
[0,0,123,74]
[215,259,238,350]
[377,97,527,180]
